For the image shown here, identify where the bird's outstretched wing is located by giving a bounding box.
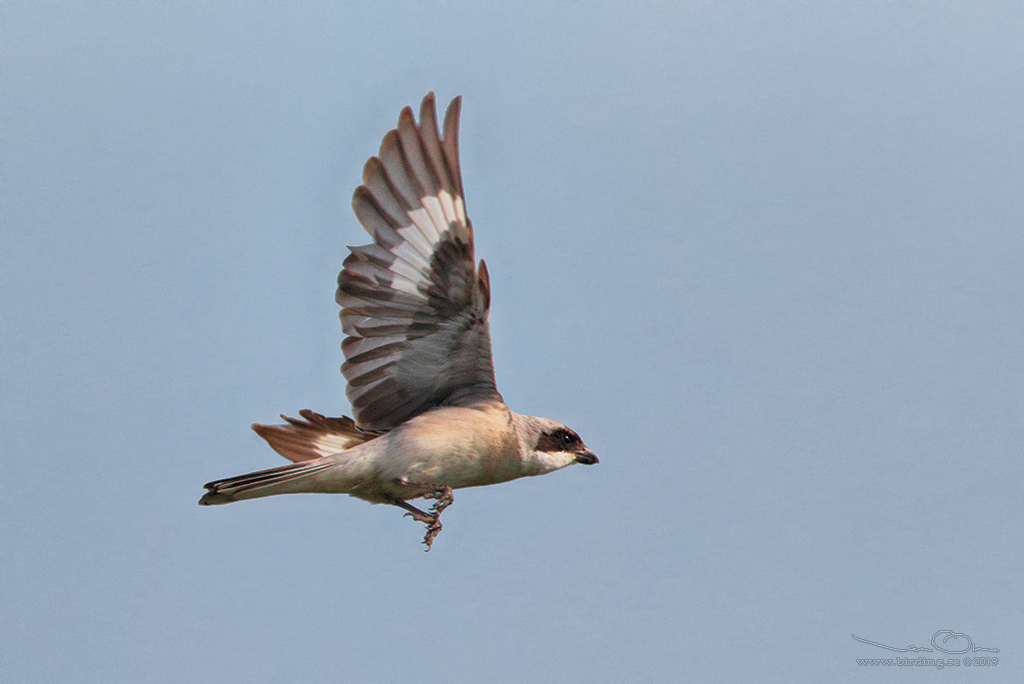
[336,93,500,431]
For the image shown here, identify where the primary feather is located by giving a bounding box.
[338,94,499,432]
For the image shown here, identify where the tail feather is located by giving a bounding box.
[199,459,337,505]
[251,409,379,463]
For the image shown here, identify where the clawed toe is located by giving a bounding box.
[422,518,443,551]
[421,487,452,550]
[388,486,454,551]
[427,485,454,515]
[402,510,433,524]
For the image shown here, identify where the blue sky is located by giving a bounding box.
[3,3,1023,682]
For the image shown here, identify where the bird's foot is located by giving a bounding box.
[425,485,454,516]
[388,483,454,551]
[399,506,434,524]
[420,485,452,550]
[421,517,443,551]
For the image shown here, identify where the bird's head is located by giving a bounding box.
[514,414,598,475]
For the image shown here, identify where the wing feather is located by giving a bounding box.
[337,93,500,430]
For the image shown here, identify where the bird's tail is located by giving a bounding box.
[251,410,378,463]
[199,458,339,505]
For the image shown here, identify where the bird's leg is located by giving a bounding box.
[386,496,434,523]
[389,480,455,551]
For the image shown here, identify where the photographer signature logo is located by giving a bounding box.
[852,630,999,654]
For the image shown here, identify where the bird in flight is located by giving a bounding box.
[200,93,597,549]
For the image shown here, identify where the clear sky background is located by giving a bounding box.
[3,3,1022,682]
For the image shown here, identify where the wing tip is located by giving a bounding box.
[398,104,416,128]
[419,92,437,122]
[477,258,490,311]
[445,95,463,123]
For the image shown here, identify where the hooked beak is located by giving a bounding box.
[575,448,599,465]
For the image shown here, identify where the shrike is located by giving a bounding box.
[200,93,597,549]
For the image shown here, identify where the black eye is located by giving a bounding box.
[537,428,582,453]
